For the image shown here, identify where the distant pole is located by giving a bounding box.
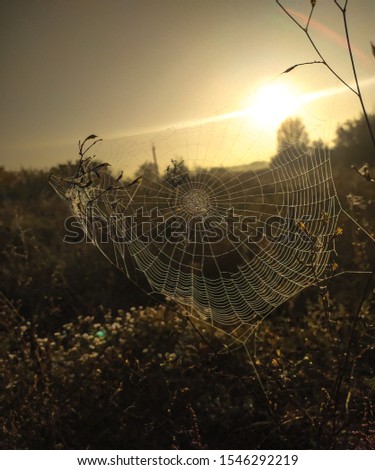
[152,144,159,178]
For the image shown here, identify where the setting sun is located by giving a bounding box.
[245,82,300,129]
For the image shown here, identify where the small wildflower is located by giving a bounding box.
[335,227,343,236]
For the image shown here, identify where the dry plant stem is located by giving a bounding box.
[331,1,375,440]
[283,60,323,74]
[276,1,375,157]
[334,0,375,153]
[329,267,375,447]
[276,1,356,93]
[277,0,375,446]
[306,3,314,31]
[244,343,280,424]
[183,312,280,426]
[342,209,375,244]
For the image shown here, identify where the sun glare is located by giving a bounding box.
[245,82,300,129]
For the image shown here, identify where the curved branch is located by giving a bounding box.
[276,0,357,94]
[338,2,375,153]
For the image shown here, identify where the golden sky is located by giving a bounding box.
[1,0,374,171]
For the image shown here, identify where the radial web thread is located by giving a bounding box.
[50,131,341,342]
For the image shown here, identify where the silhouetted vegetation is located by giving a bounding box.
[0,115,374,449]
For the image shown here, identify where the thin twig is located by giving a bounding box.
[277,0,375,159]
[282,60,323,74]
[306,4,315,31]
[276,0,357,94]
[335,1,375,152]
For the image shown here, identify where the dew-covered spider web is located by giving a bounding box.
[50,112,342,346]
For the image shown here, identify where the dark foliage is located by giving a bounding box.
[0,115,374,449]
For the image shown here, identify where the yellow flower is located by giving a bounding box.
[335,227,343,236]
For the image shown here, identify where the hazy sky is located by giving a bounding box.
[1,0,374,170]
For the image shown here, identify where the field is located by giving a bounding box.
[0,115,374,449]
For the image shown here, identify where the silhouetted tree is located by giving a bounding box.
[276,117,309,153]
[135,161,159,182]
[332,113,375,168]
[271,117,310,167]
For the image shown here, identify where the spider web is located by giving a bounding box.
[50,114,341,344]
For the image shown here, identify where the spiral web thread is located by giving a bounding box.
[50,121,341,345]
